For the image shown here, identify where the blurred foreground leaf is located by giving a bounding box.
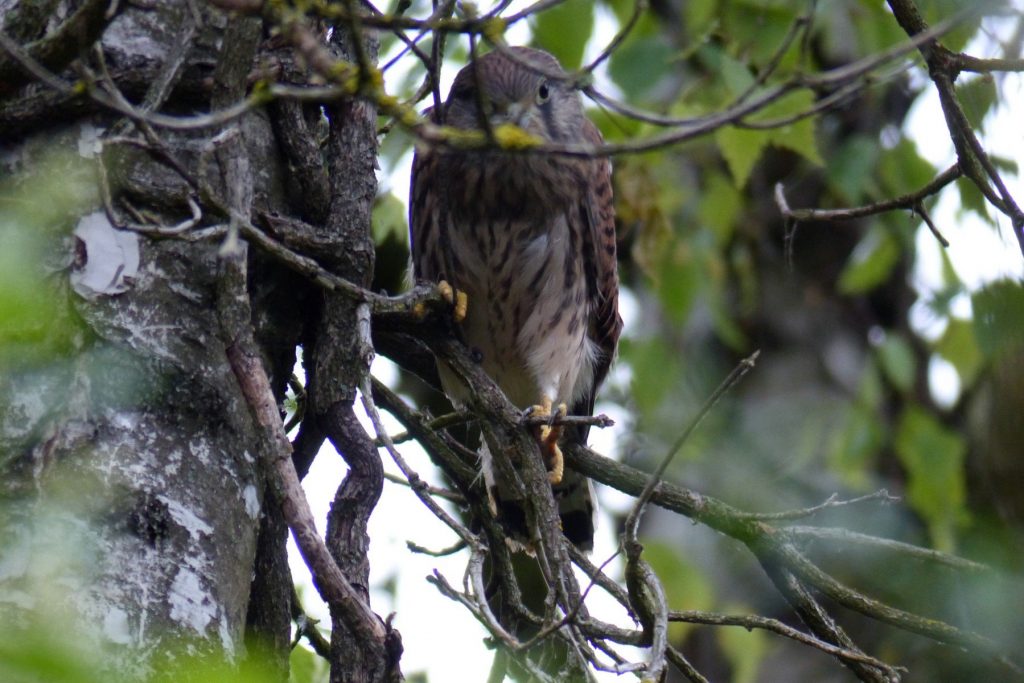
[895,406,967,552]
[641,540,714,642]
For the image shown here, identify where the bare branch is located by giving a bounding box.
[775,164,961,247]
[885,0,1024,257]
[769,540,1022,674]
[737,489,900,522]
[521,412,615,429]
[781,526,994,574]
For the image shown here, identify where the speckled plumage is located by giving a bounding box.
[409,47,622,549]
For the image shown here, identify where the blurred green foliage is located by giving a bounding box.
[0,148,92,369]
[716,604,768,683]
[531,0,594,70]
[0,619,326,683]
[641,540,715,643]
[895,405,968,551]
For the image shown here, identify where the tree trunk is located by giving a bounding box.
[0,1,382,679]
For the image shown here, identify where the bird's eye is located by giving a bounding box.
[536,81,551,104]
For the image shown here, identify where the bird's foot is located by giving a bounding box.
[545,443,564,485]
[529,397,567,485]
[437,280,468,323]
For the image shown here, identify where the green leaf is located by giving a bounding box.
[829,362,886,487]
[956,177,991,223]
[972,280,1024,358]
[717,603,767,683]
[607,14,673,100]
[656,245,702,324]
[531,0,594,70]
[715,126,769,188]
[847,2,908,55]
[958,74,998,131]
[921,0,979,52]
[895,406,968,552]
[371,192,408,244]
[828,134,881,203]
[699,171,741,246]
[709,288,749,350]
[877,333,917,394]
[722,1,802,65]
[990,153,1019,176]
[622,336,684,415]
[935,318,982,388]
[290,644,329,683]
[641,541,715,642]
[830,402,885,488]
[754,91,822,167]
[697,45,754,97]
[879,139,935,196]
[716,91,821,187]
[684,0,718,38]
[837,227,901,294]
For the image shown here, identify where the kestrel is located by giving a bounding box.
[409,47,621,550]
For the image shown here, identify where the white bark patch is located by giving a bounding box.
[189,438,213,466]
[0,528,30,583]
[103,606,132,645]
[242,484,260,520]
[158,496,213,542]
[71,212,140,299]
[3,389,47,440]
[77,123,103,159]
[168,566,216,635]
[109,410,141,432]
[218,619,235,653]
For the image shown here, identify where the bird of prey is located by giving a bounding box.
[409,47,622,550]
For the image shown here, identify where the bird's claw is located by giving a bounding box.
[437,280,468,323]
[530,398,567,485]
[546,444,564,485]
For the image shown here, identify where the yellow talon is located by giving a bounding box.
[547,444,564,485]
[437,280,468,323]
[453,290,468,323]
[412,302,428,319]
[530,396,555,421]
[531,398,567,485]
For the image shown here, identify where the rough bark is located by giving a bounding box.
[303,25,397,683]
[0,0,320,678]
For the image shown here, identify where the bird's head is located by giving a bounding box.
[443,47,586,144]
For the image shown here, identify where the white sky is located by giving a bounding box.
[289,5,1024,682]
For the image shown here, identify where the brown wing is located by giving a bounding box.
[409,142,442,284]
[570,120,622,441]
[409,103,451,285]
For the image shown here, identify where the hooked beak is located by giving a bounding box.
[490,100,532,128]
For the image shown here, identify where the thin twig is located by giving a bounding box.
[406,538,467,556]
[736,489,900,521]
[359,362,480,546]
[374,410,474,446]
[781,525,993,574]
[383,471,464,503]
[669,609,902,673]
[521,413,615,429]
[291,585,332,659]
[624,351,759,538]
